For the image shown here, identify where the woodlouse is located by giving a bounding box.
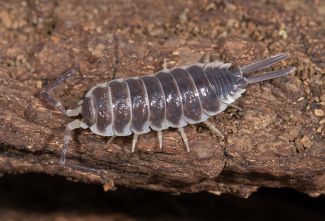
[40,53,295,165]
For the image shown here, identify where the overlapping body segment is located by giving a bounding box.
[186,64,220,116]
[170,67,208,124]
[109,80,132,136]
[125,77,150,134]
[141,75,167,130]
[155,71,186,128]
[91,85,113,134]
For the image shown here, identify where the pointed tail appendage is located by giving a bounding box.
[241,53,296,84]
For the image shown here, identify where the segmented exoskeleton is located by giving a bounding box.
[40,53,295,164]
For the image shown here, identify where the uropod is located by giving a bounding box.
[40,53,295,165]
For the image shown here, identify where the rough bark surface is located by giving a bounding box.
[0,0,324,198]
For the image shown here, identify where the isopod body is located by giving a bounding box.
[82,63,240,136]
[40,53,295,164]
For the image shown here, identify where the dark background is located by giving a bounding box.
[0,173,324,221]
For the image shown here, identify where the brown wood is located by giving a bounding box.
[0,0,324,198]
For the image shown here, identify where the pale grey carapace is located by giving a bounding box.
[40,53,295,164]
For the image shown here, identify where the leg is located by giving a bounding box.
[203,121,225,139]
[61,120,111,175]
[131,134,139,153]
[162,58,168,70]
[40,65,80,115]
[66,106,82,117]
[178,127,190,152]
[131,132,163,152]
[107,136,115,145]
[60,119,81,164]
[200,52,211,63]
[229,103,243,111]
[157,130,163,149]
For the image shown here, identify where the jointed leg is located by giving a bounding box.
[128,129,190,153]
[163,58,168,70]
[131,131,163,152]
[178,127,190,152]
[131,134,139,153]
[200,52,211,63]
[66,106,82,117]
[40,65,80,115]
[60,119,81,165]
[61,120,110,174]
[107,136,115,145]
[203,121,225,139]
[229,103,243,111]
[157,130,163,149]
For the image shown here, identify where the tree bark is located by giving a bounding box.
[0,0,324,198]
